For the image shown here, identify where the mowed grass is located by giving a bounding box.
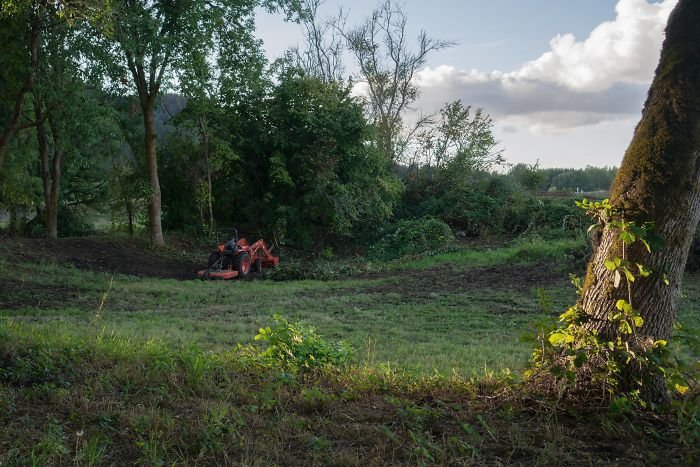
[1,237,698,375]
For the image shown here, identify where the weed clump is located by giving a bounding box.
[255,314,354,371]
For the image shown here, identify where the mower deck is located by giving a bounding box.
[196,269,239,280]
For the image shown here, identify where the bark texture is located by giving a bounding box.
[126,45,166,247]
[33,91,64,239]
[143,104,165,247]
[581,1,700,343]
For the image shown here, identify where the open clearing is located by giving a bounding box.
[1,236,698,374]
[1,236,699,464]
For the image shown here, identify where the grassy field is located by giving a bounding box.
[1,236,698,374]
[0,237,588,375]
[1,235,699,464]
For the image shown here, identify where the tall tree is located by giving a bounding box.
[177,7,268,233]
[343,0,453,163]
[91,0,300,246]
[579,0,700,401]
[0,1,107,168]
[31,8,79,238]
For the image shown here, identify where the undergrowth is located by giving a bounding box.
[0,318,698,465]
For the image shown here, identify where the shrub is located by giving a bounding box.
[369,218,453,260]
[254,315,353,371]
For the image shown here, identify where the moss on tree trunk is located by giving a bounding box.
[579,0,700,401]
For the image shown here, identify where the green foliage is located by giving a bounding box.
[1,318,696,465]
[195,70,402,246]
[528,199,690,402]
[508,162,547,191]
[414,101,503,173]
[254,314,353,371]
[401,171,586,239]
[369,217,453,261]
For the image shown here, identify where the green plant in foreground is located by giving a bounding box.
[527,199,692,402]
[255,314,354,371]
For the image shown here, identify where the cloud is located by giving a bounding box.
[414,0,677,133]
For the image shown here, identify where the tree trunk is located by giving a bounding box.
[34,96,64,239]
[579,0,700,400]
[47,116,63,239]
[125,195,134,236]
[200,114,214,231]
[0,11,40,168]
[142,103,165,246]
[34,95,52,236]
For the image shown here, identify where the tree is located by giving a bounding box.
[430,101,502,176]
[578,0,700,401]
[31,9,81,238]
[509,162,546,191]
[0,1,107,168]
[285,0,345,83]
[229,70,402,246]
[0,5,40,168]
[91,0,300,246]
[177,9,269,233]
[343,0,453,163]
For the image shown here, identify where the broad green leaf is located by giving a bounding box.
[548,332,574,346]
[559,307,578,323]
[619,231,635,244]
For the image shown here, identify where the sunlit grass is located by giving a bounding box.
[392,237,586,271]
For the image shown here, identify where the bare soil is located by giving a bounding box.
[362,261,563,295]
[0,237,570,308]
[299,261,567,304]
[1,237,202,280]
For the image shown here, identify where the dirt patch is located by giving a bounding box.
[301,262,566,302]
[1,237,202,280]
[369,261,563,295]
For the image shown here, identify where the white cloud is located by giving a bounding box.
[414,0,677,133]
[512,0,676,92]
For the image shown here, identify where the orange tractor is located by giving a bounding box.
[197,229,279,279]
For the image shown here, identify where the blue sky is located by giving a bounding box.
[255,0,677,168]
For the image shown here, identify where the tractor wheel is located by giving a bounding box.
[207,251,222,269]
[233,252,251,278]
[252,258,263,273]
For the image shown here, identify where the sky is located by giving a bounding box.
[255,0,678,168]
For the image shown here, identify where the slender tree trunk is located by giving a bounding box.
[142,103,165,246]
[34,94,52,236]
[579,0,700,400]
[125,196,134,236]
[200,114,214,231]
[47,116,63,239]
[34,95,64,239]
[0,11,40,168]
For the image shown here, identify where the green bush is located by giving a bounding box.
[254,315,353,371]
[369,218,453,261]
